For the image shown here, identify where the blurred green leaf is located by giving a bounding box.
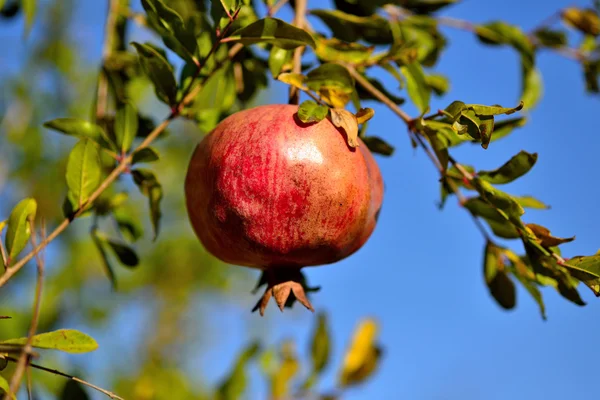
[400,62,430,114]
[22,0,36,37]
[1,329,98,354]
[271,341,300,399]
[268,46,292,78]
[5,197,37,261]
[521,63,543,110]
[478,150,537,184]
[66,139,102,210]
[131,169,163,240]
[106,239,139,268]
[217,342,260,400]
[115,101,138,153]
[463,197,519,239]
[60,380,90,400]
[472,179,525,221]
[484,241,516,309]
[400,0,459,14]
[131,42,178,106]
[309,9,392,44]
[308,312,330,386]
[361,136,395,156]
[297,100,329,123]
[131,147,160,164]
[564,255,600,295]
[426,73,450,96]
[513,196,550,210]
[228,17,316,49]
[0,355,7,370]
[315,37,374,64]
[505,250,546,319]
[467,102,523,116]
[43,118,113,149]
[533,28,568,48]
[91,229,117,289]
[0,375,15,400]
[583,59,600,93]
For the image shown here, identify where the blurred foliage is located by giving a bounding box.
[1,0,600,398]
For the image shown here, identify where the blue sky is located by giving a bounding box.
[2,1,600,399]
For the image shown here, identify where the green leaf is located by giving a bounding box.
[43,118,113,148]
[66,139,102,210]
[463,197,519,239]
[132,147,160,164]
[505,251,547,319]
[91,229,117,289]
[115,101,138,153]
[426,73,450,96]
[306,63,354,108]
[0,375,15,400]
[141,0,197,63]
[60,380,90,400]
[106,240,139,268]
[268,46,291,78]
[113,208,143,242]
[484,241,516,310]
[297,100,329,123]
[400,62,430,114]
[472,179,525,221]
[315,37,374,64]
[478,150,537,184]
[0,329,98,354]
[131,169,163,240]
[562,7,600,37]
[361,136,395,156]
[131,42,178,106]
[521,63,543,110]
[22,0,36,37]
[309,9,392,44]
[401,0,459,14]
[217,342,260,400]
[533,28,568,48]
[564,255,600,295]
[5,198,37,261]
[467,102,523,116]
[513,196,550,210]
[475,21,534,64]
[310,312,330,376]
[227,17,316,50]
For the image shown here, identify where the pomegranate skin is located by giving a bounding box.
[185,104,383,269]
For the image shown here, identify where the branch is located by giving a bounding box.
[0,237,7,271]
[288,0,307,104]
[268,0,289,17]
[0,10,243,289]
[96,0,122,122]
[4,356,124,400]
[5,219,45,399]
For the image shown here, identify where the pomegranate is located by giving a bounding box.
[184,104,383,314]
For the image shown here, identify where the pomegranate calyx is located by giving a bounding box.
[251,269,319,316]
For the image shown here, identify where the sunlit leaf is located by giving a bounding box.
[131,42,178,106]
[66,139,102,210]
[217,342,260,400]
[521,63,543,110]
[1,329,98,354]
[22,0,36,37]
[562,7,600,37]
[115,101,138,153]
[5,198,37,261]
[484,241,516,309]
[339,318,382,388]
[270,341,300,399]
[43,118,114,149]
[228,17,316,49]
[526,223,575,248]
[400,62,430,114]
[277,72,307,90]
[513,196,550,210]
[315,37,374,64]
[0,375,15,400]
[268,46,292,78]
[564,255,600,295]
[426,73,450,96]
[467,101,523,116]
[297,100,329,123]
[306,63,355,108]
[478,150,537,184]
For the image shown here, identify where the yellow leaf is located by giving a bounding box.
[338,318,382,387]
[356,108,375,124]
[270,341,300,399]
[319,87,351,108]
[329,108,360,148]
[277,73,307,90]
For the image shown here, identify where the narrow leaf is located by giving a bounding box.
[361,137,394,156]
[269,47,292,78]
[22,0,36,37]
[400,62,430,113]
[338,318,382,388]
[526,223,575,248]
[5,198,37,260]
[277,73,307,90]
[115,101,138,153]
[513,196,550,210]
[478,150,537,184]
[355,108,374,124]
[131,169,163,240]
[66,139,102,210]
[132,147,160,164]
[484,241,516,309]
[468,101,523,116]
[131,42,178,106]
[43,118,113,148]
[228,17,316,50]
[91,230,117,290]
[564,255,600,295]
[1,329,98,354]
[310,312,330,375]
[106,240,139,268]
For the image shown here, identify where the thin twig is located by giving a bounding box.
[6,219,45,399]
[4,356,124,400]
[0,238,7,270]
[96,0,121,122]
[289,0,307,104]
[268,0,289,17]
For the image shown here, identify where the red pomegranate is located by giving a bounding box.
[185,104,383,314]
